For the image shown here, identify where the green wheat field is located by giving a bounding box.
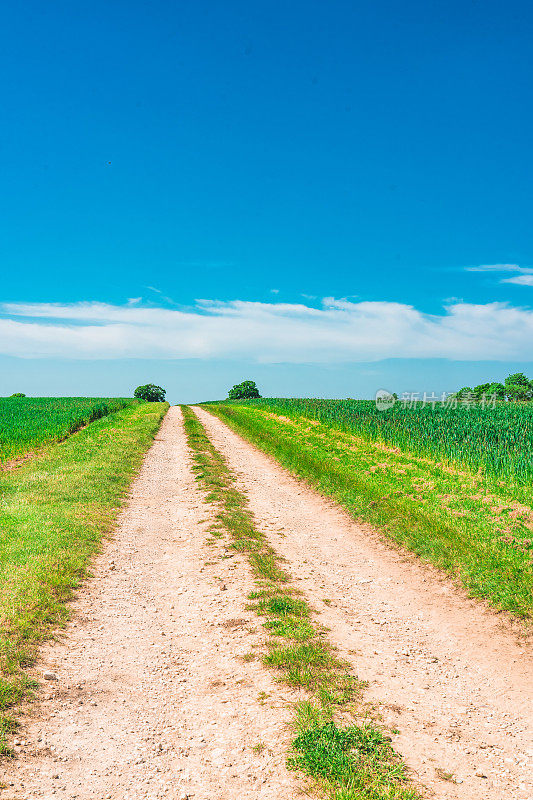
[0,397,136,463]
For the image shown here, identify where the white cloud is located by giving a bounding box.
[466,263,533,284]
[466,263,525,272]
[501,274,533,287]
[0,298,532,362]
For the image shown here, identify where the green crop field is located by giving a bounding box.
[0,397,136,463]
[222,397,533,487]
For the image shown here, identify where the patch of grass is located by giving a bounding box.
[0,401,168,753]
[204,404,533,621]
[182,406,419,800]
[435,767,455,782]
[261,595,309,616]
[240,652,256,662]
[289,721,407,793]
[264,616,316,641]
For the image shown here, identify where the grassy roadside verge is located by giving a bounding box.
[202,404,533,622]
[0,401,168,753]
[182,405,420,800]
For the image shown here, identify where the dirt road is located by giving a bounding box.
[3,405,532,800]
[1,407,300,800]
[194,406,533,800]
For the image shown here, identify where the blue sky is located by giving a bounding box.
[1,0,532,401]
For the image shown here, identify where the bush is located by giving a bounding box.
[9,393,26,398]
[133,384,166,402]
[228,380,261,400]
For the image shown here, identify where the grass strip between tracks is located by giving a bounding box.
[0,401,168,754]
[182,405,421,800]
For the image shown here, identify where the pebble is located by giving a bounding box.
[43,671,58,681]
